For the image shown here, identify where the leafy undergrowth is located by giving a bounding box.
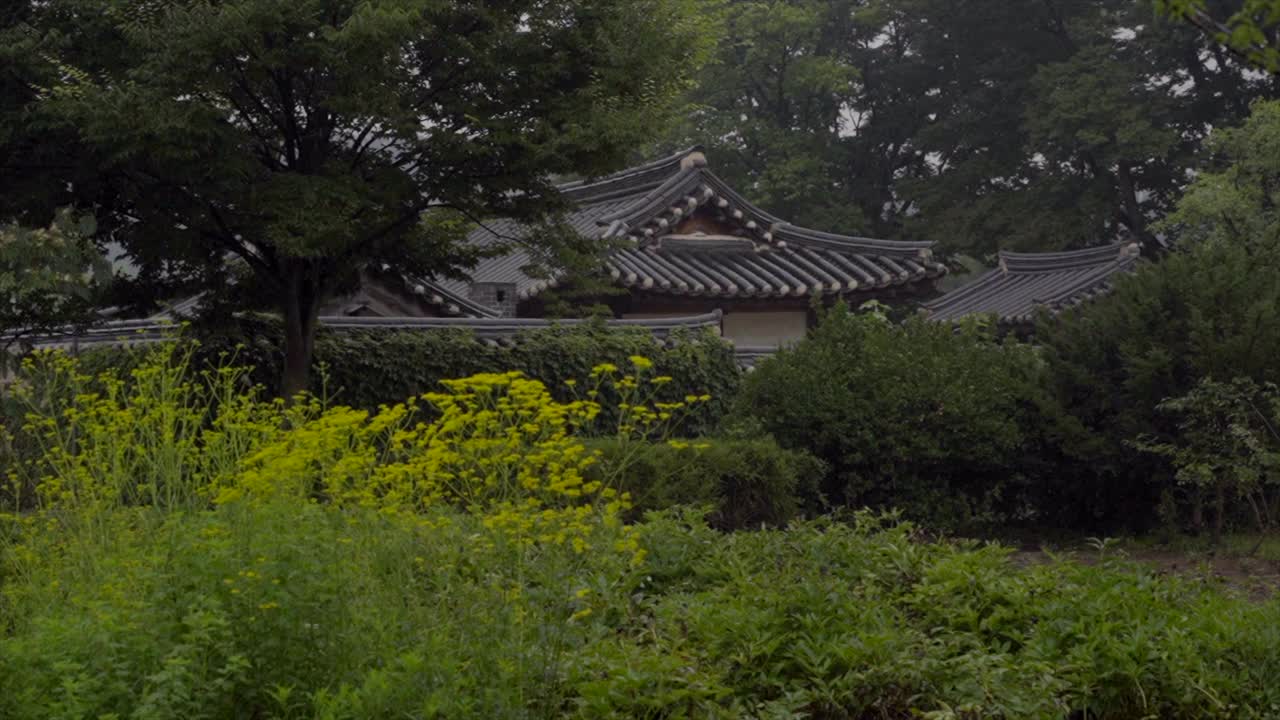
[3,346,1280,719]
[3,506,1280,719]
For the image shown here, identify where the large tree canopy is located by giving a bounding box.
[666,0,1275,257]
[17,0,715,394]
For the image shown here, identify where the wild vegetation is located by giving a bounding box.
[4,347,1280,719]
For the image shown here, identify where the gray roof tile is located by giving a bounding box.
[923,243,1141,324]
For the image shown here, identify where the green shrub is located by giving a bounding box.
[0,501,633,719]
[736,305,1048,529]
[1034,100,1280,531]
[588,436,825,530]
[1038,238,1280,530]
[1133,377,1280,542]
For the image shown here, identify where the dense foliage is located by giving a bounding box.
[669,0,1272,256]
[1034,239,1280,528]
[1159,0,1280,71]
[1136,377,1280,543]
[735,306,1047,528]
[4,348,1280,719]
[588,435,825,530]
[1036,99,1280,531]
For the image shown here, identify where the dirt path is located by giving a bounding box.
[1010,544,1280,601]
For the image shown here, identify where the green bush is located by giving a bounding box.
[588,436,826,529]
[735,305,1048,529]
[1033,100,1280,531]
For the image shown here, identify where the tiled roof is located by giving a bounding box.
[923,243,1141,324]
[426,148,944,312]
[14,311,726,352]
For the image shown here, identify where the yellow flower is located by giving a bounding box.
[629,355,653,370]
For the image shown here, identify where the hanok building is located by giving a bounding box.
[354,147,947,351]
[921,242,1142,327]
[12,148,948,364]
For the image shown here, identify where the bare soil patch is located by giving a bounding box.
[1008,542,1280,601]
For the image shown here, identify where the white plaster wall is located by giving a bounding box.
[721,311,807,348]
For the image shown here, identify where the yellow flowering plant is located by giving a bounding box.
[3,340,710,656]
[7,344,286,538]
[218,365,693,560]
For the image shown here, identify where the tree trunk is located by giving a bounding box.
[1244,490,1270,556]
[1191,492,1204,534]
[1116,161,1161,257]
[281,261,321,400]
[1213,481,1226,547]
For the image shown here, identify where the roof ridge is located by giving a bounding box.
[998,243,1133,272]
[555,146,704,204]
[594,164,703,228]
[590,167,937,260]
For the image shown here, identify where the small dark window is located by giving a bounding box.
[496,290,507,303]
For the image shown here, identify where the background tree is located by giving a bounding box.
[897,0,1271,256]
[0,4,108,226]
[0,213,109,363]
[667,0,873,232]
[1162,98,1280,248]
[667,0,1273,257]
[28,0,716,395]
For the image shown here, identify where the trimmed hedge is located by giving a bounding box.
[589,436,826,529]
[80,314,742,436]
